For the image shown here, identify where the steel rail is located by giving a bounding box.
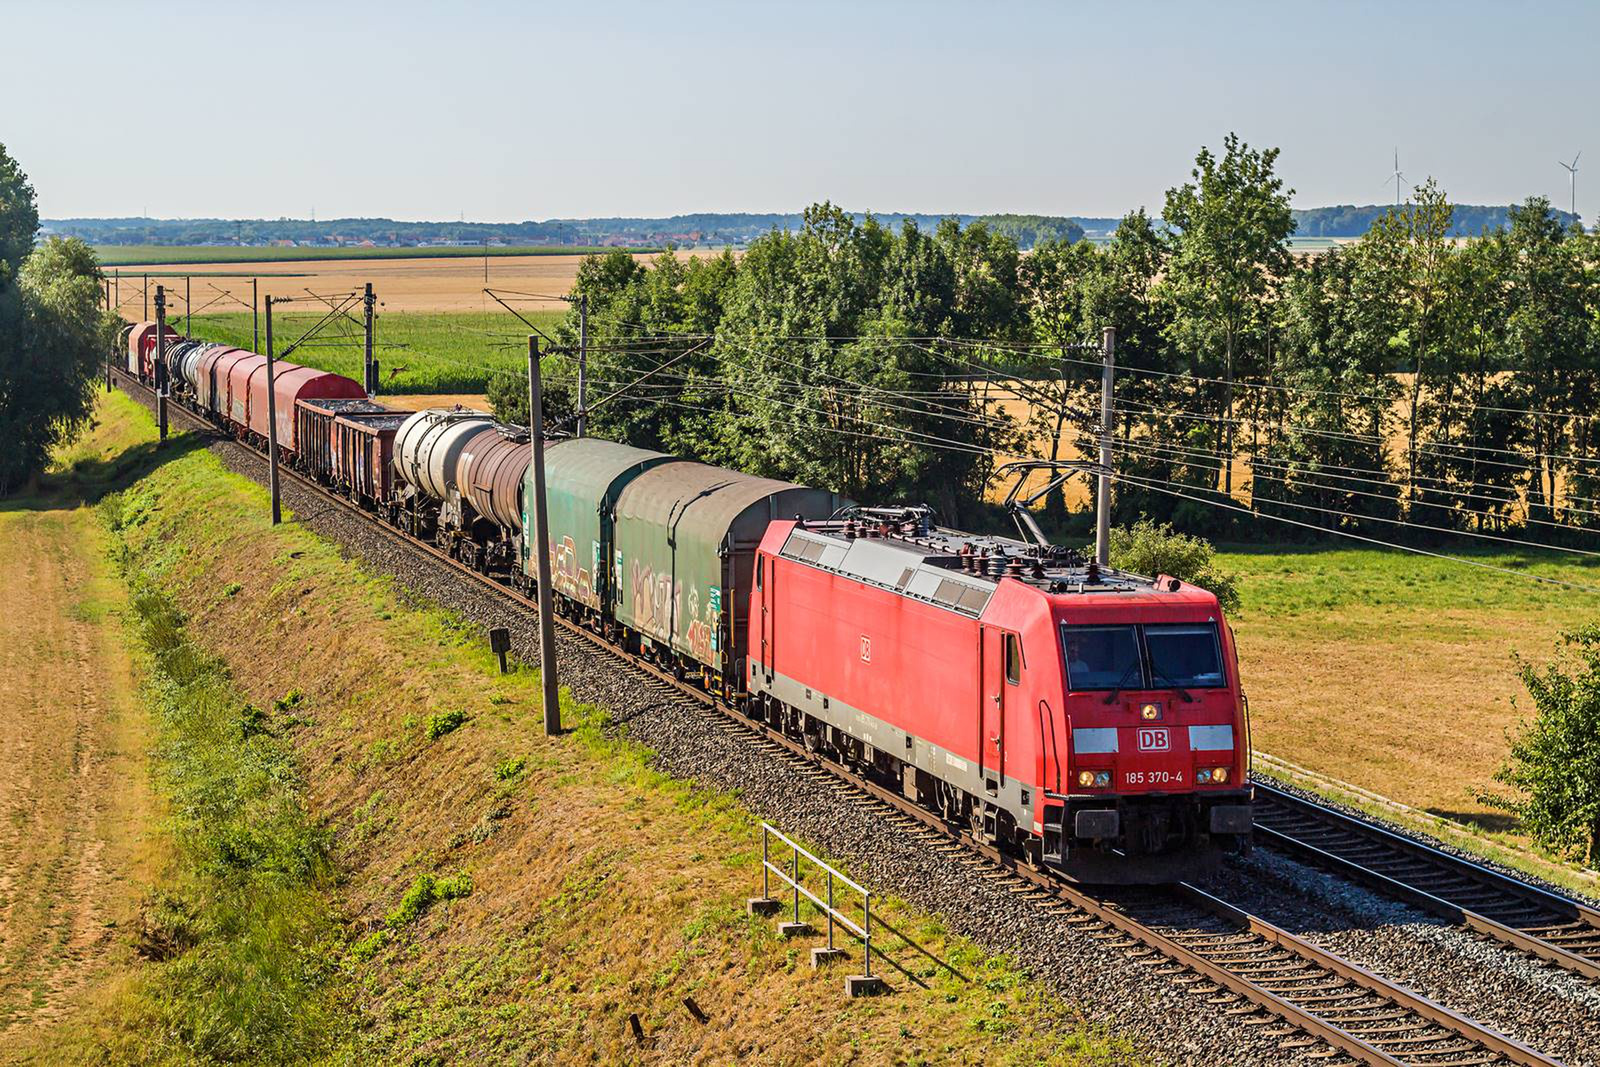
[112,370,1564,1066]
[1255,780,1600,983]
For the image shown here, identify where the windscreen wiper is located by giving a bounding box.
[1102,661,1144,705]
[1149,664,1195,703]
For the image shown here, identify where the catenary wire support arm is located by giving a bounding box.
[1095,326,1116,567]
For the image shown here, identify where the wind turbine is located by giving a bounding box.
[1559,152,1581,223]
[1385,148,1405,208]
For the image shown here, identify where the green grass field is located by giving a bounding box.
[94,244,657,267]
[185,309,566,393]
[1218,542,1600,830]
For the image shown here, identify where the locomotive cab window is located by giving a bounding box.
[1062,625,1142,691]
[1004,632,1022,685]
[1144,623,1226,688]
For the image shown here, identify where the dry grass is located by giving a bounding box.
[0,407,162,1057]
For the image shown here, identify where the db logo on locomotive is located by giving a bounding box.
[1136,728,1171,753]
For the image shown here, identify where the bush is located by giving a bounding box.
[1484,626,1600,864]
[1092,519,1241,613]
[425,709,468,740]
[386,871,474,929]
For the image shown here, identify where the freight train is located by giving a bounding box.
[126,322,1253,882]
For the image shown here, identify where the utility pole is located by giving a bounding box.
[185,275,191,338]
[143,273,149,320]
[251,277,259,355]
[363,282,376,395]
[155,286,168,440]
[113,271,119,316]
[264,296,282,525]
[1094,326,1115,568]
[528,335,561,734]
[577,293,588,437]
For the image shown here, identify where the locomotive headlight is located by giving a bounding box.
[1197,768,1212,783]
[1093,771,1111,787]
[1140,702,1161,721]
[1211,766,1229,784]
[1077,770,1095,787]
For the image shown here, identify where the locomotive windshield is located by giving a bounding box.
[1062,625,1141,690]
[1144,624,1226,688]
[1061,622,1226,691]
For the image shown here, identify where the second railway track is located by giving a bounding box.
[1254,781,1600,984]
[112,371,1569,1066]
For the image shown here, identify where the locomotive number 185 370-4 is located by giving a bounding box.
[1125,770,1185,786]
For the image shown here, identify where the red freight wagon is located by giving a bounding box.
[195,346,246,417]
[295,397,389,483]
[126,321,180,379]
[224,353,268,430]
[246,363,365,453]
[749,511,1252,882]
[333,410,408,505]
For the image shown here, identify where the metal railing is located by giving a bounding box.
[758,822,969,990]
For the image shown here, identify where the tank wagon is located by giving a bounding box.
[139,350,1251,881]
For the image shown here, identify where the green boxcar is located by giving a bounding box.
[612,461,843,680]
[523,437,674,614]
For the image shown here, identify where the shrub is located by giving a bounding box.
[1484,626,1600,864]
[386,871,474,929]
[1092,519,1241,613]
[494,755,527,781]
[425,709,468,740]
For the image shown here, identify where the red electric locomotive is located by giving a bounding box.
[748,505,1251,883]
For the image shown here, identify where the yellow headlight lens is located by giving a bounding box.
[1212,766,1229,784]
[1077,770,1095,787]
[1140,703,1161,720]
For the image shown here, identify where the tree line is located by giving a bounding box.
[509,133,1600,545]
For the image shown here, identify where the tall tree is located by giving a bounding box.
[1161,133,1295,495]
[0,145,114,495]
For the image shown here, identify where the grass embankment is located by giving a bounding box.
[1222,543,1600,887]
[50,390,1137,1063]
[184,309,564,394]
[95,245,655,267]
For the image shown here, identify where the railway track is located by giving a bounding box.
[1255,780,1600,983]
[113,371,1565,1066]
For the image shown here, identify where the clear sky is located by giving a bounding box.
[4,0,1596,222]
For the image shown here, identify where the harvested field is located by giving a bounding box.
[106,249,722,316]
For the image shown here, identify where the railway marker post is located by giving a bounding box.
[528,335,562,734]
[1094,326,1115,568]
[264,296,282,525]
[155,286,168,441]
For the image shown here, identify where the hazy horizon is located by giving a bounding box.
[6,0,1596,223]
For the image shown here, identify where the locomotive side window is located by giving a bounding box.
[1144,624,1226,688]
[756,555,763,589]
[1061,625,1141,691]
[1004,632,1022,685]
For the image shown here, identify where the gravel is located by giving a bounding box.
[134,393,1594,1064]
[1198,849,1600,1065]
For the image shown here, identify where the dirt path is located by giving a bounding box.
[0,502,153,1046]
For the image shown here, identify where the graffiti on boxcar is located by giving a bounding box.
[549,535,593,601]
[629,558,681,642]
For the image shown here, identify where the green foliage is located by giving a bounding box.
[386,871,474,929]
[0,143,117,494]
[1098,519,1240,613]
[494,755,528,781]
[425,708,469,740]
[1486,627,1600,863]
